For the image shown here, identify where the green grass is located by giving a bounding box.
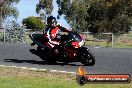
[113,43,132,48]
[85,41,132,48]
[84,33,132,48]
[0,67,131,88]
[85,41,111,47]
[0,77,131,88]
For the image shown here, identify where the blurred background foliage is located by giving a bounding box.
[1,0,20,20]
[36,0,132,34]
[1,0,132,34]
[22,16,45,31]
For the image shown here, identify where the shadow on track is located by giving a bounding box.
[29,49,83,66]
[4,59,45,65]
[3,49,83,66]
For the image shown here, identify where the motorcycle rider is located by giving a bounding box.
[43,16,72,56]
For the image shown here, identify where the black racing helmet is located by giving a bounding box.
[47,16,57,27]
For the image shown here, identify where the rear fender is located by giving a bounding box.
[29,33,48,48]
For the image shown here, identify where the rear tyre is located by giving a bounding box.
[80,48,95,66]
[44,48,57,64]
[44,56,57,64]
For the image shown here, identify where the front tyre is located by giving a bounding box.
[80,47,95,66]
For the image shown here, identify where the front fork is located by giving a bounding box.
[77,46,90,59]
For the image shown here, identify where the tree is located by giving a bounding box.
[57,0,132,34]
[36,0,53,20]
[1,0,20,19]
[36,0,53,14]
[22,16,45,31]
[0,0,20,28]
[86,0,132,34]
[4,20,26,43]
[57,0,88,32]
[35,0,132,34]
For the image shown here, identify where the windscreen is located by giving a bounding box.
[67,32,82,42]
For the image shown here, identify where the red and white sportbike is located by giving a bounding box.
[29,31,95,66]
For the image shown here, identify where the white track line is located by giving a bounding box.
[0,65,76,74]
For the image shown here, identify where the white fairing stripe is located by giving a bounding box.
[79,39,84,47]
[46,28,59,45]
[47,42,55,48]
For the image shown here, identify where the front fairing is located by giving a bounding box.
[61,32,84,48]
[60,32,85,59]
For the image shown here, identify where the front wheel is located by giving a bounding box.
[80,48,95,66]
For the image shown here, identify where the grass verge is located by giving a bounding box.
[85,41,132,48]
[0,66,131,88]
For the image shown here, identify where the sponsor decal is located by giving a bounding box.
[76,66,131,85]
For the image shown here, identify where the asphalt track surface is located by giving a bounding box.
[0,42,132,76]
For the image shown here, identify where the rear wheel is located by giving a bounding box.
[80,48,95,66]
[37,46,57,64]
[43,48,57,64]
[44,55,57,64]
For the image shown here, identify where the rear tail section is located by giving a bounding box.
[29,33,48,48]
